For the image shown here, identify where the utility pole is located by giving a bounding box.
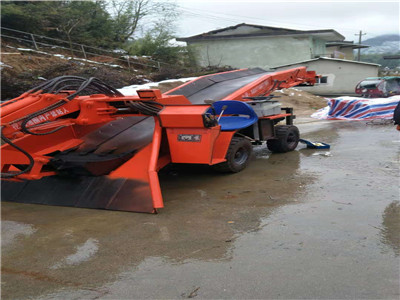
[355,30,367,61]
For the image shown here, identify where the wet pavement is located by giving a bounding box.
[1,121,399,299]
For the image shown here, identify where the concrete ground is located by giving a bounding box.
[1,120,399,299]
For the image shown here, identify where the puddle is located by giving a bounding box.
[380,201,400,256]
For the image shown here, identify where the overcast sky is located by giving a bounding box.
[174,0,400,42]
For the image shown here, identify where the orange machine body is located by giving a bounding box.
[1,67,317,213]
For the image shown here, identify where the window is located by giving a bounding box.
[317,76,328,84]
[358,80,381,89]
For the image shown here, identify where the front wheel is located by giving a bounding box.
[213,137,252,173]
[267,125,299,153]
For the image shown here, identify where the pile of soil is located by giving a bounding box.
[0,50,150,100]
[271,88,327,118]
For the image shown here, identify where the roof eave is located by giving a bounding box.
[326,43,370,49]
[177,30,344,42]
[272,57,380,68]
[177,23,306,41]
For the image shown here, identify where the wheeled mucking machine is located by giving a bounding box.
[1,67,317,213]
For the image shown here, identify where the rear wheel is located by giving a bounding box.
[213,137,252,173]
[267,125,299,153]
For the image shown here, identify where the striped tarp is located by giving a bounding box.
[311,96,400,120]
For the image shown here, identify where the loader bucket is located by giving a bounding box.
[1,175,155,213]
[1,116,166,213]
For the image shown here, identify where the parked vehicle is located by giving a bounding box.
[355,76,400,98]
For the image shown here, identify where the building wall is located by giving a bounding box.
[341,48,355,60]
[189,36,314,69]
[274,60,379,95]
[326,46,355,60]
[311,37,326,58]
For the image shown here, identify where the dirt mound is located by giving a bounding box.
[1,49,151,100]
[271,88,327,118]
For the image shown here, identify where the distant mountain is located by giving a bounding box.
[363,34,400,46]
[361,34,400,54]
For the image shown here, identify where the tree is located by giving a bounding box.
[1,0,179,50]
[361,52,400,69]
[1,1,115,48]
[56,3,88,51]
[1,1,56,34]
[54,1,114,48]
[109,0,177,44]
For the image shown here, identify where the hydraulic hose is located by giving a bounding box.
[2,76,126,178]
[0,126,35,178]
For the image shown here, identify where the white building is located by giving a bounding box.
[273,57,380,95]
[177,23,366,69]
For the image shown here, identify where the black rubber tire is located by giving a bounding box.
[267,125,299,153]
[213,137,252,173]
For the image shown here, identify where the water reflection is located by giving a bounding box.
[380,201,400,256]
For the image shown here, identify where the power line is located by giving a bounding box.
[178,5,367,36]
[177,8,239,24]
[176,8,239,30]
[181,5,370,32]
[179,6,319,30]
